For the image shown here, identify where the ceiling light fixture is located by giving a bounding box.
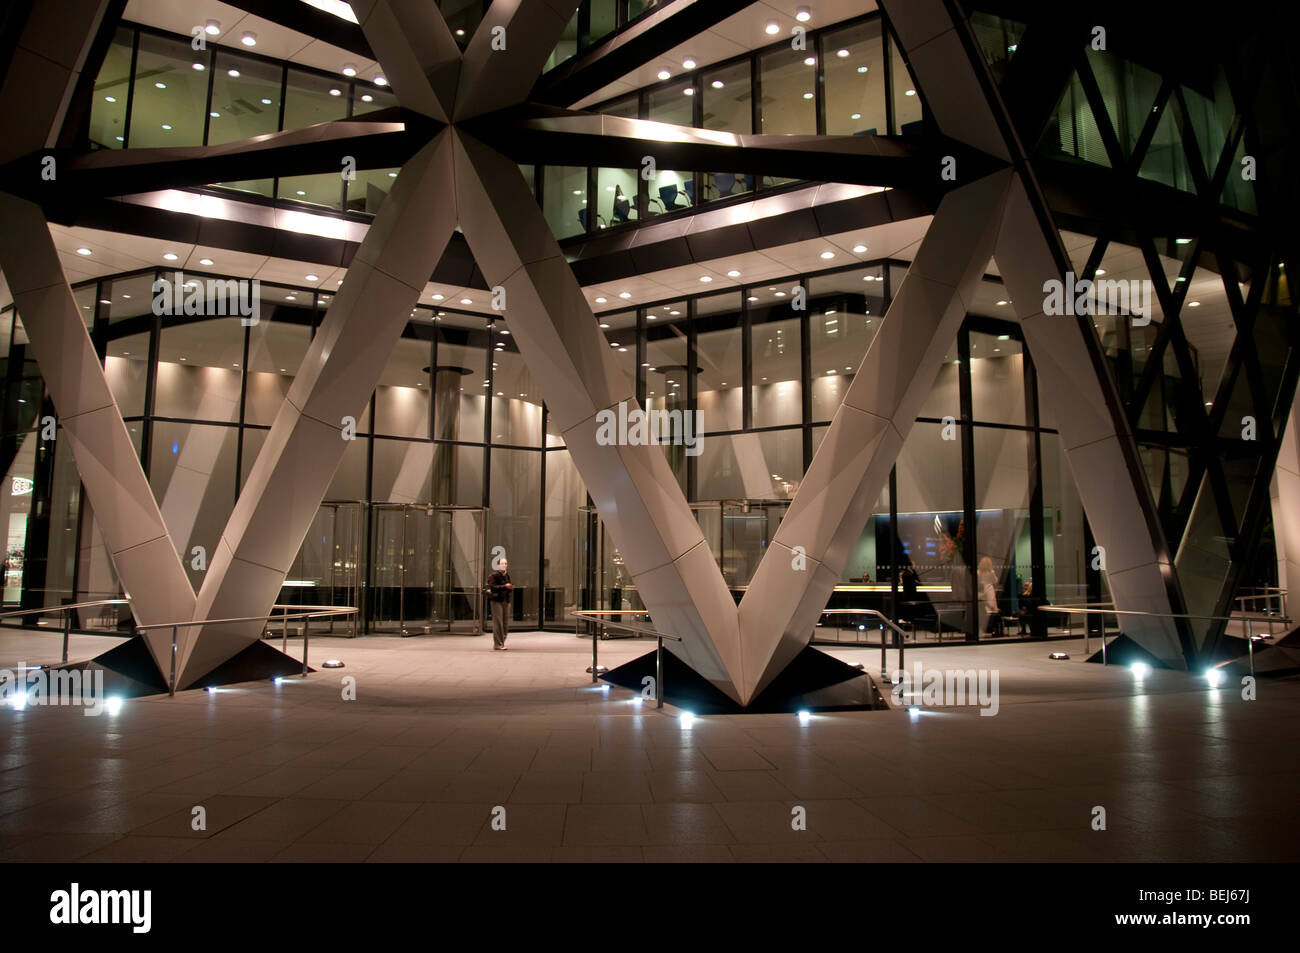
[342,64,357,77]
[75,247,92,256]
[657,69,671,80]
[796,7,811,22]
[199,258,213,265]
[682,58,696,69]
[765,22,780,35]
[163,252,178,261]
[241,31,256,46]
[204,20,221,36]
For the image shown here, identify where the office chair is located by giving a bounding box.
[714,172,737,197]
[612,193,631,223]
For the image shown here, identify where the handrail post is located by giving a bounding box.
[281,604,289,653]
[592,624,598,683]
[1099,613,1106,665]
[1246,618,1254,678]
[302,614,310,677]
[169,625,178,696]
[897,623,904,675]
[62,608,71,664]
[879,624,887,681]
[656,636,663,709]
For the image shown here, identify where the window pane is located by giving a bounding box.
[895,421,966,633]
[375,332,432,438]
[490,332,543,446]
[542,165,588,239]
[154,315,245,421]
[244,294,313,427]
[105,332,150,418]
[750,294,801,427]
[545,448,585,624]
[645,306,689,493]
[208,51,281,144]
[823,19,886,136]
[89,27,133,148]
[807,268,885,422]
[759,47,816,135]
[595,168,639,226]
[129,33,209,148]
[701,61,751,133]
[970,330,1025,425]
[489,449,541,624]
[973,424,1032,638]
[695,293,742,432]
[434,315,488,443]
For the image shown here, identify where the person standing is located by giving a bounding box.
[486,558,513,650]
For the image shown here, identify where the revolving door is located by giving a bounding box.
[369,504,485,635]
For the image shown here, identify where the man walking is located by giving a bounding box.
[486,558,512,650]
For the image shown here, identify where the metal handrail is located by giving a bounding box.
[0,598,131,663]
[137,605,359,696]
[815,608,906,682]
[1041,603,1290,675]
[572,610,681,709]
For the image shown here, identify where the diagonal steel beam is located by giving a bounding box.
[451,126,746,701]
[737,170,1015,701]
[182,131,460,688]
[454,0,582,121]
[531,0,752,108]
[350,0,462,122]
[0,194,197,671]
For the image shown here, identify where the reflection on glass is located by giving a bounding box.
[542,165,588,239]
[89,28,133,148]
[823,19,886,135]
[129,32,209,148]
[759,47,815,135]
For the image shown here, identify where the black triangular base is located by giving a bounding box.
[46,636,169,698]
[600,645,883,714]
[181,638,314,691]
[1085,633,1171,668]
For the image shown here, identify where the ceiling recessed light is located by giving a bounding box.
[199,258,213,266]
[802,92,813,99]
[261,98,273,105]
[682,58,696,69]
[905,89,916,96]
[796,7,811,22]
[683,87,694,95]
[155,82,167,89]
[104,95,116,102]
[163,252,178,261]
[192,62,205,71]
[342,64,357,77]
[296,190,306,196]
[727,270,740,278]
[747,296,758,302]
[305,274,319,281]
[76,247,92,256]
[594,296,607,303]
[699,275,712,282]
[204,20,221,36]
[711,80,724,89]
[241,31,256,46]
[226,69,240,78]
[857,66,868,73]
[1188,301,1201,307]
[852,244,867,253]
[599,322,611,329]
[820,251,835,259]
[285,295,296,301]
[836,49,849,58]
[361,93,373,102]
[432,293,444,300]
[765,22,780,35]
[161,123,173,130]
[460,298,472,304]
[374,76,387,86]
[619,292,631,299]
[329,88,341,96]
[804,57,815,66]
[657,69,671,80]
[996,299,1008,306]
[774,291,786,297]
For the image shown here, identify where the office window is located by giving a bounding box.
[750,291,801,428]
[969,331,1026,426]
[244,310,312,427]
[278,69,348,208]
[808,269,884,422]
[823,19,886,136]
[434,315,488,444]
[129,32,209,149]
[208,51,281,144]
[542,166,589,239]
[701,61,751,134]
[758,46,816,136]
[595,168,639,227]
[490,338,543,447]
[89,27,133,148]
[375,333,433,438]
[694,293,743,433]
[890,41,923,134]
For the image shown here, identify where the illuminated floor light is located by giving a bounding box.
[10,691,27,710]
[679,712,695,728]
[1131,662,1150,679]
[797,710,812,724]
[1049,652,1070,660]
[105,697,123,716]
[1205,668,1224,687]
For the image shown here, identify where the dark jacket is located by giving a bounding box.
[487,570,512,603]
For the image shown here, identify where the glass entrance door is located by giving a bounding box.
[369,503,485,635]
[278,500,361,636]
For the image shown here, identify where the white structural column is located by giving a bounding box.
[1270,395,1300,598]
[348,0,462,122]
[452,129,746,700]
[454,0,582,121]
[738,172,1014,701]
[880,0,1183,665]
[0,196,197,669]
[183,133,460,687]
